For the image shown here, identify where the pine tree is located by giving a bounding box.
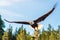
[58,25,60,36]
[38,30,41,40]
[2,31,8,40]
[26,32,31,40]
[47,24,52,40]
[8,25,13,40]
[0,15,5,40]
[57,25,60,40]
[41,28,45,40]
[12,27,18,40]
[16,25,27,40]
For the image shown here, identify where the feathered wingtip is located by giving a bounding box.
[54,2,58,8]
[4,19,12,23]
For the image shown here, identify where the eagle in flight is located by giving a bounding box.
[4,4,57,30]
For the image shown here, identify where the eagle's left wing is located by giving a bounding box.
[4,19,30,25]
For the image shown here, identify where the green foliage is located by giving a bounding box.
[8,25,13,40]
[2,31,8,40]
[16,25,31,40]
[1,24,60,40]
[0,15,5,40]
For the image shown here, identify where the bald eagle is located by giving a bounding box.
[4,4,57,30]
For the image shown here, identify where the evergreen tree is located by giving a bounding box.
[12,27,18,40]
[48,24,52,35]
[57,25,60,40]
[26,32,31,40]
[12,35,16,40]
[47,24,52,40]
[16,25,27,40]
[41,28,45,40]
[8,25,13,40]
[0,15,5,40]
[2,31,8,40]
[38,30,41,40]
[58,25,60,36]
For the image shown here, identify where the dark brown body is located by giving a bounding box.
[31,23,38,29]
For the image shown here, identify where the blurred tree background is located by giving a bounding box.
[0,15,5,40]
[0,15,60,40]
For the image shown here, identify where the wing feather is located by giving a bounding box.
[34,3,57,23]
[4,19,30,25]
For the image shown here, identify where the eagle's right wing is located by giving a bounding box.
[4,19,30,25]
[34,3,57,23]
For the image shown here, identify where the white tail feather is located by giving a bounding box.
[29,24,43,30]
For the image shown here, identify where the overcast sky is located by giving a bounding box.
[0,0,60,34]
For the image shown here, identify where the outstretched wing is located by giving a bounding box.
[34,3,57,23]
[4,19,30,25]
